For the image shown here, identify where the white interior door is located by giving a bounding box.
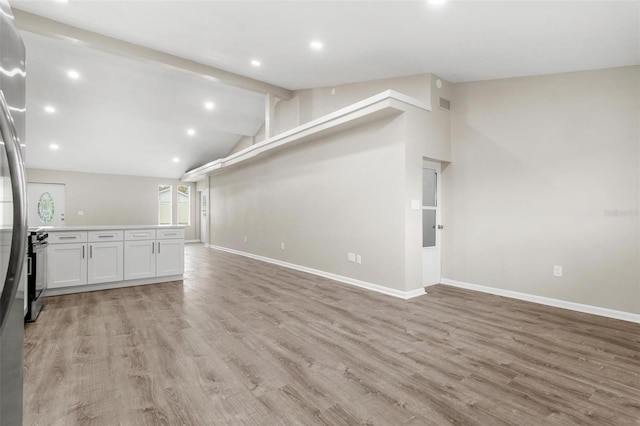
[27,183,66,227]
[200,191,207,243]
[422,161,442,286]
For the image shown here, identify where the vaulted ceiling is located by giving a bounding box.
[11,0,640,178]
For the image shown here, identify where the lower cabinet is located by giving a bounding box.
[49,242,124,288]
[123,238,185,279]
[124,240,156,280]
[156,239,184,277]
[48,243,88,288]
[48,227,184,292]
[88,241,124,284]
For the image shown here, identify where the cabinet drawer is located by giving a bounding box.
[124,229,156,241]
[48,231,87,244]
[157,229,184,240]
[88,230,123,242]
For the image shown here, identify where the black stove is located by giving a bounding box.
[26,229,48,322]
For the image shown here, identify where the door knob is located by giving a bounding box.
[438,224,444,230]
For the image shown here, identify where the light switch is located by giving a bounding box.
[77,210,84,216]
[347,252,356,263]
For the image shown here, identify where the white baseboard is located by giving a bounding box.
[45,275,184,297]
[208,244,425,300]
[441,278,640,324]
[185,239,200,244]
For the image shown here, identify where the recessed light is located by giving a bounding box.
[186,128,196,136]
[49,143,59,150]
[310,41,324,50]
[172,157,180,163]
[204,101,215,111]
[250,60,261,67]
[67,69,80,80]
[54,0,68,3]
[44,105,56,114]
[428,0,447,4]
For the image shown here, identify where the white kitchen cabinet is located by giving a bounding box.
[48,242,87,288]
[125,228,184,279]
[88,241,123,284]
[48,231,87,244]
[156,239,184,277]
[46,226,184,295]
[124,229,156,241]
[156,229,184,240]
[124,240,156,280]
[88,230,124,243]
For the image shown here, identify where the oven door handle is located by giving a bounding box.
[0,90,27,333]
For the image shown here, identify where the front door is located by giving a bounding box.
[27,183,66,227]
[422,161,441,285]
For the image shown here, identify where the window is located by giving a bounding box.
[177,185,190,225]
[158,185,172,225]
[422,167,437,247]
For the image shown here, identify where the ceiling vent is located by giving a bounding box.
[438,97,451,111]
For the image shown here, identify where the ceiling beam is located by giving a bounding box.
[13,9,293,100]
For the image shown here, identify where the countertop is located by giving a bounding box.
[38,225,185,232]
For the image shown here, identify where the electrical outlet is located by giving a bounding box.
[77,210,84,216]
[553,265,563,277]
[281,242,285,250]
[347,252,356,263]
[244,236,248,243]
[356,254,362,264]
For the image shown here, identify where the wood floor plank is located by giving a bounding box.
[24,244,640,425]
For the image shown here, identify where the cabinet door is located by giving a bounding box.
[124,240,156,280]
[48,243,87,288]
[156,239,184,277]
[88,242,123,284]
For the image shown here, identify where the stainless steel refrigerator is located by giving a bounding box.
[0,0,27,424]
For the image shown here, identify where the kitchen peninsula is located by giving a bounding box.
[45,225,185,295]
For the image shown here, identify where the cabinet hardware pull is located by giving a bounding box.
[59,236,76,240]
[90,245,92,258]
[152,241,154,254]
[98,235,113,238]
[158,242,160,254]
[27,257,32,275]
[165,232,177,236]
[133,233,147,237]
[82,246,85,259]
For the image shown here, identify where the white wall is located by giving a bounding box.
[225,73,437,156]
[207,74,451,294]
[209,66,640,315]
[210,117,410,291]
[444,66,640,314]
[26,168,197,240]
[273,73,433,135]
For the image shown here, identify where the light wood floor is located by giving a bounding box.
[24,244,640,425]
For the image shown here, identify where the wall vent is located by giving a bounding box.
[438,97,451,111]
